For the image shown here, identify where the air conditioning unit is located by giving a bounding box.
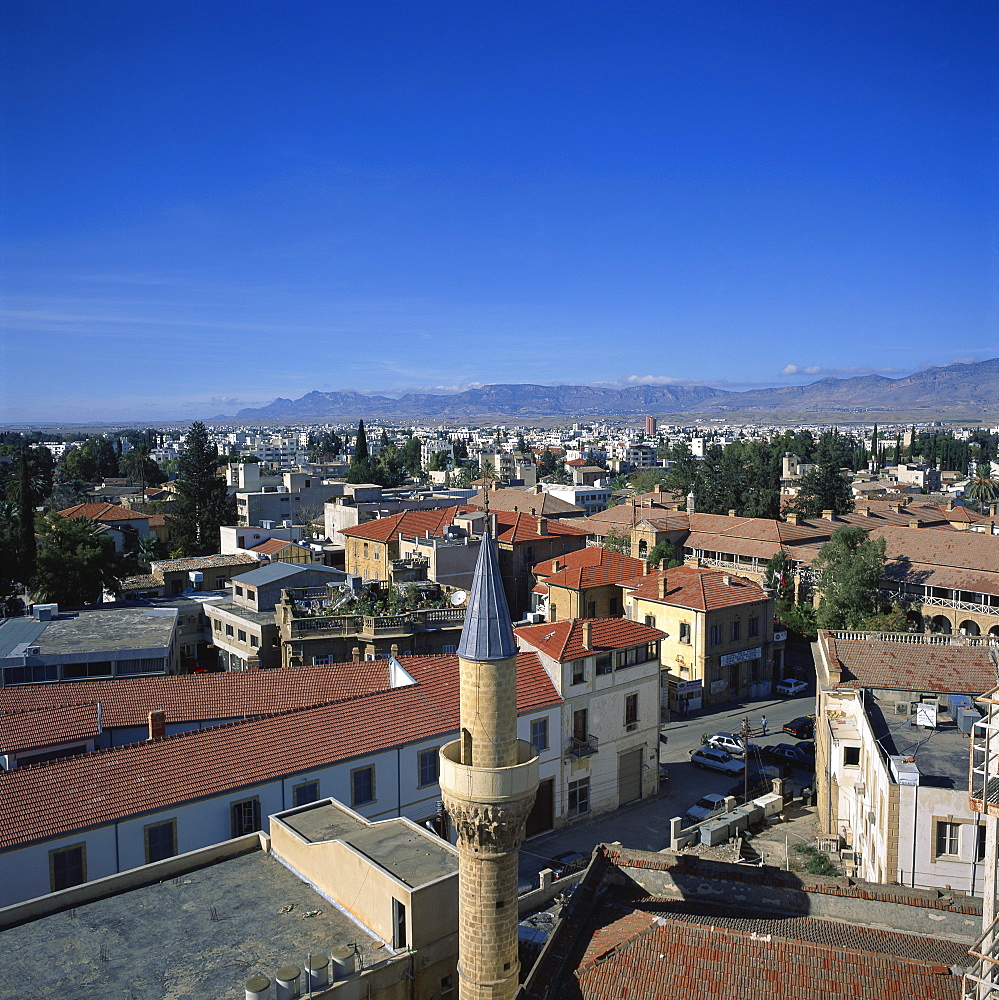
[840,849,856,864]
[855,783,866,795]
[895,702,910,715]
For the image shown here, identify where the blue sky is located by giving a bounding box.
[1,1,996,422]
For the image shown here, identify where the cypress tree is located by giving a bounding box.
[354,421,369,462]
[170,422,236,557]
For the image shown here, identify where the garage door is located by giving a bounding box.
[618,747,643,805]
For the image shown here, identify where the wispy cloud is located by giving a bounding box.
[920,354,982,369]
[778,363,906,378]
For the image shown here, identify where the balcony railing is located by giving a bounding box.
[287,606,465,638]
[826,629,999,647]
[566,734,599,760]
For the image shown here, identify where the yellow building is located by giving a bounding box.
[620,564,784,712]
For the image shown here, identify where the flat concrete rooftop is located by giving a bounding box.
[869,701,973,790]
[281,801,457,888]
[0,607,177,659]
[0,850,383,1000]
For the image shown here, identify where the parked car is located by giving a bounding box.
[686,793,728,822]
[761,743,815,769]
[776,678,808,696]
[783,716,815,739]
[797,740,816,759]
[549,851,587,880]
[704,733,760,757]
[689,747,745,775]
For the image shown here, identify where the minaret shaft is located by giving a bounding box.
[439,534,539,1000]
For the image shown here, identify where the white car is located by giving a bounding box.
[689,747,745,775]
[776,678,808,696]
[686,793,727,822]
[705,733,754,757]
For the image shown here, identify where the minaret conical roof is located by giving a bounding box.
[456,532,517,662]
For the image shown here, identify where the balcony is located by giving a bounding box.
[566,734,599,760]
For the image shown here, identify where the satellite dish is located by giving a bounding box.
[450,590,468,606]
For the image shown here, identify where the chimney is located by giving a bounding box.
[581,621,592,650]
[490,481,499,492]
[722,574,732,586]
[552,558,560,572]
[727,509,736,518]
[534,483,543,494]
[148,710,166,741]
[643,559,652,575]
[537,516,547,535]
[789,513,802,526]
[352,646,361,663]
[659,575,668,599]
[822,509,835,521]
[686,491,696,514]
[908,519,919,529]
[684,554,700,568]
[948,500,957,511]
[390,643,399,658]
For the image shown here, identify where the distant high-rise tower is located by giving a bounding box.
[439,533,539,1000]
[645,415,657,436]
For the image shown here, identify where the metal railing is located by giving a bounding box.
[827,629,999,647]
[287,606,465,638]
[566,734,599,759]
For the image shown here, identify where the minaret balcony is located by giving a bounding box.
[439,739,539,807]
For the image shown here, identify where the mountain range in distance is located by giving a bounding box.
[220,357,999,423]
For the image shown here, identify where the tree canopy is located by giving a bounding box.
[170,422,236,557]
[33,515,122,606]
[813,525,887,630]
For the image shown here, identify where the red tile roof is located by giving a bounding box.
[820,632,999,694]
[534,546,644,578]
[338,506,470,543]
[515,618,665,661]
[0,653,559,851]
[57,503,151,523]
[494,510,588,544]
[0,705,101,752]
[620,566,767,611]
[248,537,296,555]
[0,661,395,730]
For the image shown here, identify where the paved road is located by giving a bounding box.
[518,686,817,885]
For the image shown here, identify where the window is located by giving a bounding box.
[568,777,590,818]
[588,602,597,618]
[215,577,225,589]
[392,898,407,949]
[225,624,234,637]
[609,598,620,616]
[616,647,639,669]
[679,622,691,644]
[214,619,222,631]
[418,748,439,788]
[935,821,960,857]
[843,746,861,767]
[625,694,639,729]
[352,766,375,806]
[442,644,457,655]
[363,543,369,558]
[237,629,247,643]
[293,781,320,807]
[550,605,558,622]
[645,642,659,661]
[710,624,721,646]
[978,824,988,862]
[144,820,177,864]
[731,620,741,642]
[230,797,261,838]
[530,717,549,752]
[595,653,612,676]
[748,616,760,638]
[250,635,259,648]
[235,585,244,597]
[441,974,455,995]
[49,844,86,891]
[644,614,656,628]
[571,660,585,685]
[246,589,256,603]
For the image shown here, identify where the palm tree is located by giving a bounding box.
[965,461,997,512]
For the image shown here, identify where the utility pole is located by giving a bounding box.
[741,716,752,802]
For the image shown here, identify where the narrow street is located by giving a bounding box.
[519,669,818,884]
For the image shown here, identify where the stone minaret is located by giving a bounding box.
[439,532,539,1000]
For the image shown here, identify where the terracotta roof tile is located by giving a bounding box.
[0,652,559,850]
[494,510,588,544]
[515,618,665,661]
[620,566,767,611]
[338,506,471,543]
[0,704,101,752]
[821,632,999,694]
[57,503,151,523]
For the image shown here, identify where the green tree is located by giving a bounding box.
[965,461,997,512]
[813,525,887,630]
[538,449,565,480]
[33,515,122,606]
[763,549,796,611]
[170,422,236,557]
[602,529,631,555]
[399,436,422,477]
[354,421,369,462]
[631,469,671,495]
[516,434,527,454]
[787,432,854,518]
[427,450,449,472]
